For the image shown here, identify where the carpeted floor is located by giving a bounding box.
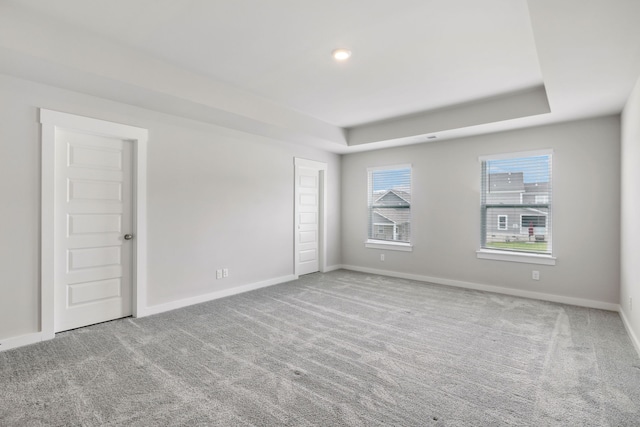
[1,270,639,426]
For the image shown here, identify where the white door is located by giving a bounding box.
[54,129,133,332]
[295,165,320,275]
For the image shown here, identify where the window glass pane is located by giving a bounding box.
[481,153,551,254]
[498,215,507,230]
[368,166,411,243]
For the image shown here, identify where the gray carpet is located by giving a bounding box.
[1,270,639,426]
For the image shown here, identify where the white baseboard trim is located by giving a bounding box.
[0,332,44,353]
[340,265,620,312]
[3,269,626,353]
[140,274,297,317]
[619,308,640,358]
[323,264,343,273]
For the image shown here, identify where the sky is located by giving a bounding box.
[487,155,550,183]
[371,168,411,192]
[369,155,549,193]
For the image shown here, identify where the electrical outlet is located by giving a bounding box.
[380,254,385,261]
[216,269,223,279]
[532,270,540,281]
[223,268,229,278]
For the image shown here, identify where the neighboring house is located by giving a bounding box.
[484,172,550,242]
[370,189,411,242]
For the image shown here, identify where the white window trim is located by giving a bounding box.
[479,149,553,162]
[476,249,556,265]
[497,215,508,230]
[479,149,554,262]
[365,240,413,252]
[367,163,412,172]
[366,164,412,251]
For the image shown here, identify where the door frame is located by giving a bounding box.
[40,109,148,340]
[294,157,327,277]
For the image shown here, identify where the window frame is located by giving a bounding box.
[476,150,556,265]
[520,214,547,234]
[497,215,508,230]
[365,164,413,252]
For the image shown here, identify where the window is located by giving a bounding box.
[497,215,508,230]
[480,151,552,258]
[521,215,546,230]
[534,195,549,204]
[366,165,412,250]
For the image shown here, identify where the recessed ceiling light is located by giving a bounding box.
[332,48,352,61]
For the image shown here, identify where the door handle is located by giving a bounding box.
[124,234,133,240]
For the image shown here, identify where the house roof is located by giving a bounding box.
[373,208,411,225]
[1,0,639,153]
[373,189,411,205]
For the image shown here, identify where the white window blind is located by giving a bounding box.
[481,152,552,255]
[367,165,412,244]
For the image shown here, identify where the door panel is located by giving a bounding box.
[299,212,317,224]
[296,166,319,275]
[54,129,133,332]
[68,279,122,305]
[68,214,122,235]
[69,179,122,200]
[68,246,121,270]
[299,249,317,263]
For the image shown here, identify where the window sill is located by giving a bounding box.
[365,240,413,252]
[476,249,556,265]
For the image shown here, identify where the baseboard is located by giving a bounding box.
[4,269,625,353]
[140,274,297,317]
[0,332,44,353]
[340,265,620,311]
[619,308,640,358]
[323,264,343,273]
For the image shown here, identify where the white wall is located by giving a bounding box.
[0,74,341,342]
[0,67,629,348]
[342,116,621,307]
[621,75,640,353]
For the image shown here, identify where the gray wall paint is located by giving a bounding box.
[0,69,628,345]
[0,74,341,340]
[342,116,621,305]
[621,75,640,348]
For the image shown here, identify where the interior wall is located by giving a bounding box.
[0,73,341,342]
[342,116,621,306]
[621,75,640,352]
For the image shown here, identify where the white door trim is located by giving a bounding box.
[40,109,148,340]
[294,157,327,277]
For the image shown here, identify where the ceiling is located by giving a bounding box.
[1,0,639,153]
